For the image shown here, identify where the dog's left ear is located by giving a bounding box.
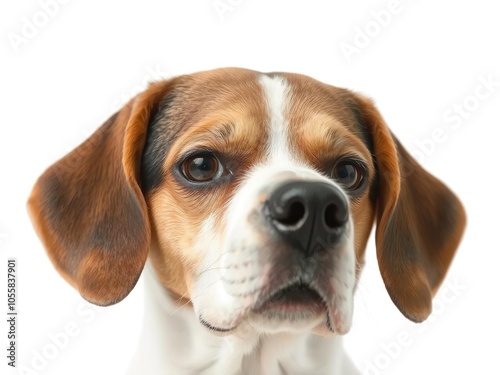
[351,93,466,322]
[27,80,173,306]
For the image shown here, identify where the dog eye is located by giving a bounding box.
[181,153,222,182]
[332,160,365,191]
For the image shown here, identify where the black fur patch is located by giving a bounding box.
[140,92,178,193]
[346,97,379,206]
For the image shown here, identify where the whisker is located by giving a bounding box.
[196,248,236,276]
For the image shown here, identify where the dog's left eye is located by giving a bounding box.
[181,153,223,182]
[331,159,365,191]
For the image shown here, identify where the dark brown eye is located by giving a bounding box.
[332,160,365,190]
[181,153,222,182]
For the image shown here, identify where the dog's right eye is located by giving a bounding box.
[181,153,223,182]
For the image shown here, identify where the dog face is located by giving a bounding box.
[28,68,466,338]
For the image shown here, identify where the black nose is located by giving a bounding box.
[266,180,348,256]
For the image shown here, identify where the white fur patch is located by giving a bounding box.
[259,74,294,163]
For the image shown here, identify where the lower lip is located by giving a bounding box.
[255,290,325,316]
[257,301,325,316]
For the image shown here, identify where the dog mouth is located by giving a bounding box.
[199,281,341,334]
[198,282,331,335]
[254,282,327,316]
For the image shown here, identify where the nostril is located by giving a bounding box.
[276,201,306,226]
[324,203,347,228]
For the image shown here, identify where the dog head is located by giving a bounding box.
[28,68,466,337]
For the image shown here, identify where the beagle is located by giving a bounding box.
[28,68,466,374]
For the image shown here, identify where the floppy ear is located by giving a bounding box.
[352,93,466,322]
[27,80,173,306]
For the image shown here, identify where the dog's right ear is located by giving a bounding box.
[351,92,466,323]
[27,80,175,306]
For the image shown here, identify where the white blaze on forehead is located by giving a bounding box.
[259,75,294,164]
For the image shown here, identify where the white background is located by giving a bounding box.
[1,1,499,374]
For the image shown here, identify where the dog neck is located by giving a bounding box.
[126,261,359,375]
